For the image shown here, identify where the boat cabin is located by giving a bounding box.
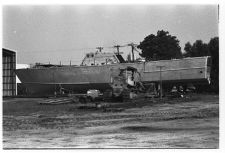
[80,52,125,66]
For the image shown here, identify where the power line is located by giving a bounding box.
[19,47,96,53]
[16,42,140,53]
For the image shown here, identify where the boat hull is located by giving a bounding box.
[16,56,211,96]
[17,83,111,96]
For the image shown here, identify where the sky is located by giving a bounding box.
[3,5,218,65]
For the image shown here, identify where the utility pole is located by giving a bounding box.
[131,45,134,62]
[127,43,135,62]
[114,45,121,54]
[96,47,103,52]
[156,65,165,100]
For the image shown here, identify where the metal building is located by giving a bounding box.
[2,48,16,97]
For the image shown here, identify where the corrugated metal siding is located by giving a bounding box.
[2,49,16,96]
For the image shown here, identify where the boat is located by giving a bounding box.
[16,50,211,96]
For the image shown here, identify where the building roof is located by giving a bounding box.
[3,48,16,56]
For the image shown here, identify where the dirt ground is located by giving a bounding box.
[3,94,219,149]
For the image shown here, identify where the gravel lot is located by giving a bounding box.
[3,94,219,148]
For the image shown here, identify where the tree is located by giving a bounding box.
[137,30,182,60]
[183,42,192,57]
[183,40,210,57]
[208,37,219,93]
[183,38,219,93]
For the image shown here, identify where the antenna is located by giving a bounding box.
[96,47,103,52]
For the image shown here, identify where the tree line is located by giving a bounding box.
[137,30,219,93]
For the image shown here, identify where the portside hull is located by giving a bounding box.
[18,83,111,96]
[16,56,211,96]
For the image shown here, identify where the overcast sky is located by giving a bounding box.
[3,5,218,65]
